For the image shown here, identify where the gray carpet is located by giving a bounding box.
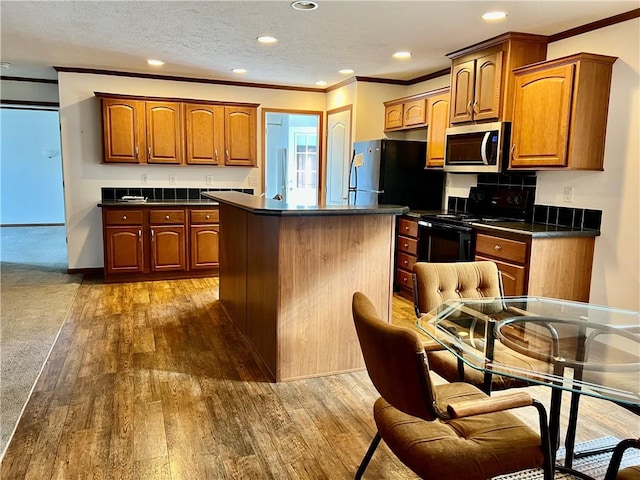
[0,226,82,455]
[495,437,640,479]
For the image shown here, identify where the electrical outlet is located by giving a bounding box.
[248,176,258,187]
[141,174,148,185]
[206,175,214,186]
[169,174,176,185]
[563,186,574,203]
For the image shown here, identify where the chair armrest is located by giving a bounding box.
[446,391,534,418]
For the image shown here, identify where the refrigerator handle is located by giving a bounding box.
[347,149,357,205]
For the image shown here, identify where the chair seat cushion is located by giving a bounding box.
[374,382,544,480]
[618,465,640,480]
[427,344,552,390]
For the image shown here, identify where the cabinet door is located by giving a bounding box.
[105,226,144,274]
[185,104,225,165]
[403,99,427,127]
[384,104,404,130]
[510,64,575,168]
[224,106,257,166]
[150,225,186,271]
[476,255,527,296]
[450,59,475,124]
[426,93,450,168]
[146,102,183,164]
[190,225,219,269]
[473,51,503,122]
[101,98,145,163]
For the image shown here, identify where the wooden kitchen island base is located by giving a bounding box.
[205,192,407,382]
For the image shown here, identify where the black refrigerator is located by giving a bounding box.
[348,139,445,210]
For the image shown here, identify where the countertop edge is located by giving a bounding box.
[471,222,601,238]
[98,200,220,207]
[203,192,409,216]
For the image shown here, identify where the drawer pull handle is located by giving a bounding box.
[165,215,170,220]
[404,243,409,248]
[494,245,501,251]
[206,215,210,219]
[405,225,410,230]
[403,260,408,265]
[122,215,127,220]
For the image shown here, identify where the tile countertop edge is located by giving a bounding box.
[471,222,601,238]
[202,191,409,216]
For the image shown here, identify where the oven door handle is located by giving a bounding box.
[480,132,491,165]
[418,220,473,232]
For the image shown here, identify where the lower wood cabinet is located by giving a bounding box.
[395,216,419,299]
[474,230,595,301]
[102,206,219,282]
[190,208,220,269]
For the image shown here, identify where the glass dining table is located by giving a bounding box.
[416,296,639,476]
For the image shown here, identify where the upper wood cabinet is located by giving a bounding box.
[224,106,257,166]
[425,89,450,168]
[447,33,548,125]
[185,104,225,165]
[97,93,258,166]
[101,98,146,163]
[146,102,183,164]
[383,94,428,131]
[509,53,617,171]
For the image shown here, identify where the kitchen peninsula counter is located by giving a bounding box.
[204,191,407,382]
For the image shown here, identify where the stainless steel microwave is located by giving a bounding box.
[444,122,511,173]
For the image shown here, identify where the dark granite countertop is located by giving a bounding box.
[98,199,219,208]
[400,209,599,238]
[202,191,409,216]
[470,221,600,238]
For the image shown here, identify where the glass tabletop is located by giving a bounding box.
[416,296,640,407]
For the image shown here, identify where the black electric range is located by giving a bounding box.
[416,187,533,262]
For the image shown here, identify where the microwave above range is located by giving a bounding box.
[444,121,511,173]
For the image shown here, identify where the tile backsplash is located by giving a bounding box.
[447,173,601,231]
[101,187,254,201]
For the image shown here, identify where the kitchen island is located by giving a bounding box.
[202,191,408,382]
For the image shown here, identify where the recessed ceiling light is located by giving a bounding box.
[392,51,412,60]
[315,81,327,87]
[291,1,318,11]
[147,59,165,66]
[232,68,247,74]
[257,36,278,44]
[482,11,507,20]
[339,69,354,75]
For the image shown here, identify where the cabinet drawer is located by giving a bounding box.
[398,218,418,238]
[190,209,219,224]
[149,209,185,224]
[476,234,528,264]
[397,252,417,272]
[397,235,418,255]
[395,269,414,291]
[104,209,143,225]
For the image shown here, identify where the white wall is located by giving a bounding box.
[0,108,65,224]
[57,72,325,270]
[0,79,59,104]
[542,19,639,310]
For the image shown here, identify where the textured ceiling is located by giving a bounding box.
[1,1,638,88]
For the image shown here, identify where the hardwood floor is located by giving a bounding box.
[1,278,638,479]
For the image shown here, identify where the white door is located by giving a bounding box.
[326,107,352,205]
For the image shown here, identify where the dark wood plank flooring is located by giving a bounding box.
[1,278,638,479]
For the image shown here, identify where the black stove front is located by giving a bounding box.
[417,187,533,262]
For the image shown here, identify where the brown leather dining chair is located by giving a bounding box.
[412,261,551,393]
[351,291,553,480]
